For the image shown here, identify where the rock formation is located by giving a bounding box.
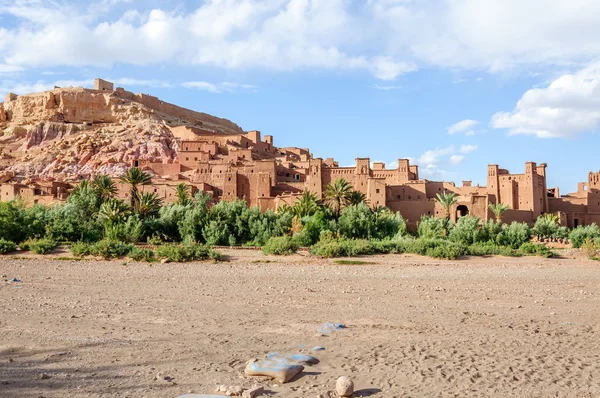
[0,83,243,182]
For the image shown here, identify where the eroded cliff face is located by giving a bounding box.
[0,87,243,181]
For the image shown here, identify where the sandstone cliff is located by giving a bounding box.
[0,86,243,181]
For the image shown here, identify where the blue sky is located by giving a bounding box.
[1,0,600,193]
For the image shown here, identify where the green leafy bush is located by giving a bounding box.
[518,242,555,258]
[496,222,531,249]
[70,241,94,257]
[467,242,518,257]
[155,241,222,262]
[0,201,27,243]
[581,237,598,258]
[127,247,155,262]
[338,203,375,239]
[569,224,600,248]
[418,216,449,239]
[26,239,57,255]
[449,215,484,245]
[425,240,468,260]
[0,239,17,254]
[262,236,299,255]
[310,239,344,258]
[532,214,560,239]
[339,239,374,256]
[93,239,134,259]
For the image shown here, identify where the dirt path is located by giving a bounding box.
[1,251,599,397]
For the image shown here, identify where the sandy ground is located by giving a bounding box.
[1,250,600,398]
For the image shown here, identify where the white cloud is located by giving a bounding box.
[460,144,477,154]
[0,79,91,97]
[2,0,599,80]
[447,119,479,135]
[449,155,465,165]
[111,78,172,88]
[182,81,258,94]
[418,145,455,165]
[491,62,600,138]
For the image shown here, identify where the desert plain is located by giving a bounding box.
[1,250,600,398]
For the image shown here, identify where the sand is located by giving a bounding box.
[1,250,600,397]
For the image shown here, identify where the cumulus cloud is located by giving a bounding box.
[491,62,600,138]
[449,155,465,165]
[448,119,479,135]
[2,0,600,81]
[460,144,478,154]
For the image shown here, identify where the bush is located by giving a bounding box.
[262,236,299,255]
[70,241,94,257]
[26,239,57,255]
[127,247,155,262]
[93,239,134,259]
[310,239,344,258]
[338,203,375,239]
[468,242,518,257]
[339,239,374,256]
[532,214,560,239]
[0,201,27,243]
[371,238,410,254]
[155,241,222,262]
[0,239,17,254]
[425,241,468,260]
[496,222,531,249]
[569,224,600,248]
[580,237,598,258]
[519,242,556,258]
[418,216,449,239]
[449,215,484,245]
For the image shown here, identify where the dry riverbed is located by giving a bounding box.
[1,250,600,397]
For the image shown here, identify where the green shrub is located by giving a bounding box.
[262,236,299,255]
[480,220,502,243]
[310,239,344,258]
[569,224,600,248]
[519,242,555,258]
[339,239,374,256]
[155,241,222,262]
[418,216,449,239]
[496,222,531,249]
[127,247,155,262]
[0,239,17,254]
[338,203,375,239]
[449,215,483,245]
[0,201,27,243]
[28,239,57,255]
[532,214,560,239]
[93,239,134,259]
[371,239,408,254]
[425,241,468,260]
[468,242,518,257]
[70,241,94,257]
[147,234,163,246]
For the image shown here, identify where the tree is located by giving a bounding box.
[176,183,192,206]
[292,190,321,218]
[98,198,131,225]
[137,192,163,219]
[119,167,152,211]
[324,178,353,219]
[435,192,458,220]
[488,202,510,224]
[348,190,367,206]
[92,175,117,203]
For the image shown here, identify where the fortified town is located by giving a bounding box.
[0,79,597,229]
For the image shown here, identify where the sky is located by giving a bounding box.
[1,0,600,193]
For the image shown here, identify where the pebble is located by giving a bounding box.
[242,385,264,398]
[336,376,354,397]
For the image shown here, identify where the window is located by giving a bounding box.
[376,189,380,194]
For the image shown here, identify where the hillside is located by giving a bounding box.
[0,83,243,182]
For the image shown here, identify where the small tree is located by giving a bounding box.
[435,192,458,220]
[348,190,367,206]
[176,183,192,206]
[488,202,510,224]
[119,167,152,211]
[92,175,117,203]
[292,191,321,218]
[324,179,353,219]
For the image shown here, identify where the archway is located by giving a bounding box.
[456,205,469,219]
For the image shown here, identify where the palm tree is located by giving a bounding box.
[292,190,321,218]
[324,178,353,219]
[435,192,458,220]
[92,175,117,203]
[488,202,510,224]
[119,167,152,211]
[137,192,163,218]
[176,183,192,206]
[348,190,367,206]
[98,198,131,225]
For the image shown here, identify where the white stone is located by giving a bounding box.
[335,376,354,397]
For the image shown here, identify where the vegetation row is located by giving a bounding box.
[1,168,599,261]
